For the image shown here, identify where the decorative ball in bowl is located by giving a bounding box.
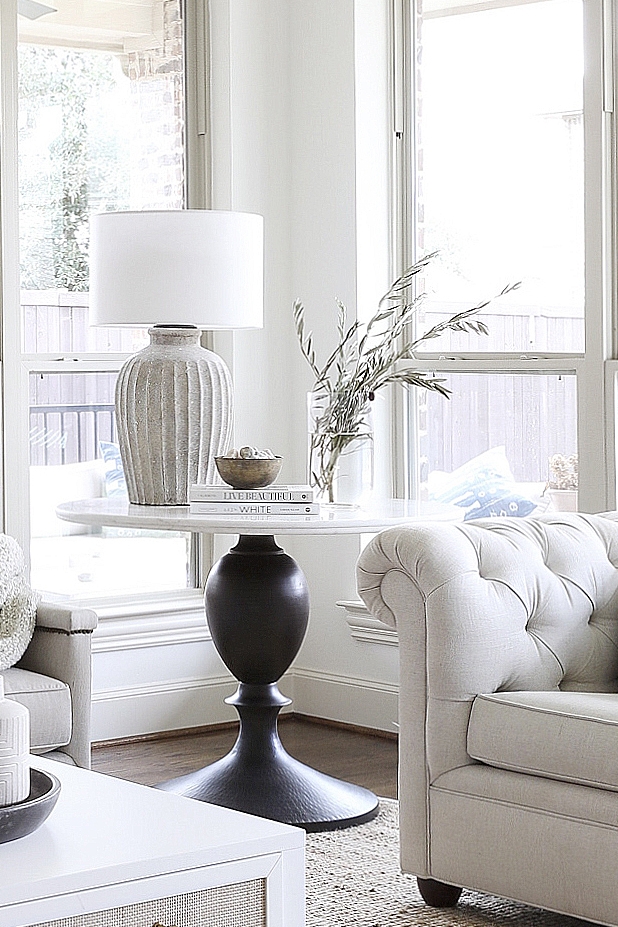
[215,448,283,489]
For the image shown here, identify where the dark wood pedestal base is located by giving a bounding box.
[157,535,379,832]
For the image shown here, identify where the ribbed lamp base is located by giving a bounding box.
[115,326,233,505]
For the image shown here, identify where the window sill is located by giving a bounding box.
[337,599,399,647]
[41,589,210,654]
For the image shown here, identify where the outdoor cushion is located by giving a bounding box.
[468,690,618,792]
[99,441,128,497]
[427,446,537,520]
[2,667,72,753]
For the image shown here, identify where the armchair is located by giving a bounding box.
[357,512,618,926]
[6,602,97,768]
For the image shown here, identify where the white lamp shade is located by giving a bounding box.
[90,209,263,329]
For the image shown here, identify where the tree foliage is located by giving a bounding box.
[18,46,125,291]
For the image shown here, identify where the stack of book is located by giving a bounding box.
[188,483,319,515]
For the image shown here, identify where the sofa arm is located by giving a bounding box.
[17,603,97,768]
[33,603,98,634]
[357,521,544,705]
[358,523,461,877]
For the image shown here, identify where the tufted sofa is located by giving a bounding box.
[357,511,618,926]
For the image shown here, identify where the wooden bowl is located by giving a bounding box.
[215,456,283,489]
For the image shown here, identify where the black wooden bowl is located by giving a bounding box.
[0,767,61,844]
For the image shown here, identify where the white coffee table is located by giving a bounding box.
[57,498,458,831]
[0,756,303,927]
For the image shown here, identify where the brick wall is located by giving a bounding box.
[126,0,185,210]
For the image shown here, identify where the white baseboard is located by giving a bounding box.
[91,675,238,741]
[91,672,297,742]
[90,599,399,741]
[91,667,397,741]
[288,667,398,734]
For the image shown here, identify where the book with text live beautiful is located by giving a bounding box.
[189,484,314,503]
[189,501,320,515]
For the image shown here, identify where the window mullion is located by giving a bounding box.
[578,0,613,512]
[1,0,30,552]
[184,0,211,209]
[398,355,583,373]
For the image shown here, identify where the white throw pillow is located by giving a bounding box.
[0,535,39,671]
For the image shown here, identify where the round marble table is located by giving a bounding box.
[57,498,458,831]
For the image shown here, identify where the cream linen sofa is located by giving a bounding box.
[357,511,618,926]
[5,603,97,768]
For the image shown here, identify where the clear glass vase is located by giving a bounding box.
[307,391,374,508]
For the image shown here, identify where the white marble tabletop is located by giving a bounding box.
[56,497,461,535]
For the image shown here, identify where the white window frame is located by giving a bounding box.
[393,0,616,514]
[0,0,213,610]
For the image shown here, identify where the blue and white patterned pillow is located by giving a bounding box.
[98,441,128,498]
[458,481,537,521]
[429,447,536,521]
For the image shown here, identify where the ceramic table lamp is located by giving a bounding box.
[0,677,30,806]
[89,210,264,505]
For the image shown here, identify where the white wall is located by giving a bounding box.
[210,0,399,731]
[210,0,295,462]
[284,0,398,732]
[91,0,400,741]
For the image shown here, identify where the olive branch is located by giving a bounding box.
[294,253,520,502]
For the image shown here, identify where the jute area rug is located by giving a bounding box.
[305,799,589,927]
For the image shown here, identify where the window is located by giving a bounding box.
[398,0,611,514]
[417,0,584,354]
[2,0,198,598]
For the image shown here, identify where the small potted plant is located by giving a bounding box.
[546,453,578,512]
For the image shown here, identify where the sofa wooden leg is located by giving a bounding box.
[417,877,463,907]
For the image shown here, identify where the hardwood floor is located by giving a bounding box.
[91,715,398,799]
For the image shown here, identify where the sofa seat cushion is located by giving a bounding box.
[468,690,618,792]
[2,667,71,754]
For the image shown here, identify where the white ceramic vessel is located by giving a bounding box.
[0,676,29,806]
[115,326,233,505]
